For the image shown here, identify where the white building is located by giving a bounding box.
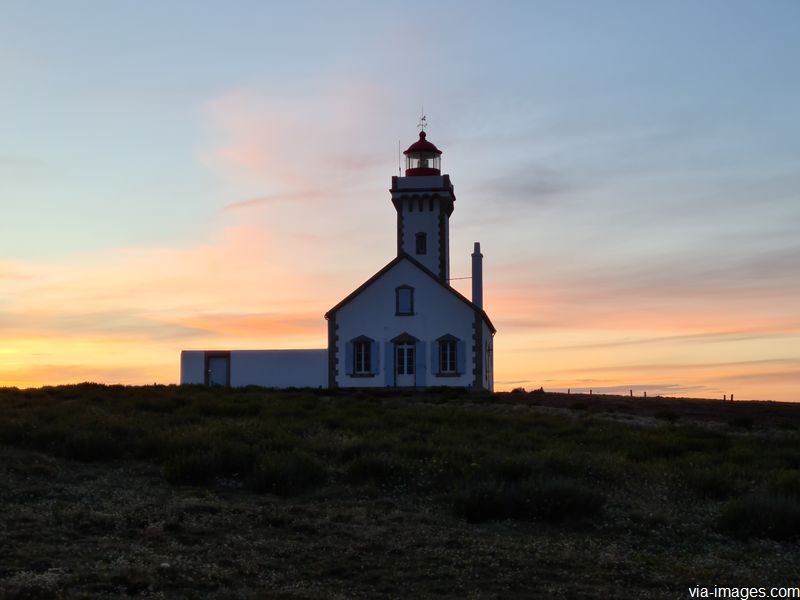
[181,128,495,390]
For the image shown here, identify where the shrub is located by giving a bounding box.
[451,478,513,523]
[532,477,605,522]
[684,466,739,500]
[655,410,678,423]
[770,470,800,497]
[0,420,29,445]
[345,453,404,487]
[249,451,326,496]
[628,432,686,461]
[728,415,754,429]
[485,455,535,483]
[719,493,800,540]
[163,452,216,486]
[63,430,124,461]
[212,441,256,477]
[451,476,604,523]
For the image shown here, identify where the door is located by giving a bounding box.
[395,343,415,387]
[207,355,230,386]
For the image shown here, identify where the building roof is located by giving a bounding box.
[403,131,442,156]
[324,252,496,334]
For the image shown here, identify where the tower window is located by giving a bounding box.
[395,285,414,316]
[415,233,427,255]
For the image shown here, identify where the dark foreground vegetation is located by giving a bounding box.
[1,384,799,599]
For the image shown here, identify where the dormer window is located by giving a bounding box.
[395,285,414,316]
[415,233,427,255]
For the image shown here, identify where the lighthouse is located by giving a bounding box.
[391,130,455,282]
[181,123,495,390]
[325,126,495,390]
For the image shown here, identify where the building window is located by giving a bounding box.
[354,339,371,374]
[439,339,457,374]
[348,335,377,377]
[415,232,427,255]
[436,335,462,376]
[395,285,414,316]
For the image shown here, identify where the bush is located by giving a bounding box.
[345,453,404,487]
[212,441,256,477]
[728,415,754,429]
[451,478,515,523]
[770,470,800,497]
[163,452,216,486]
[719,493,800,540]
[451,476,604,523]
[533,477,605,522]
[655,410,678,423]
[485,455,535,483]
[249,451,326,496]
[63,430,124,461]
[684,466,739,500]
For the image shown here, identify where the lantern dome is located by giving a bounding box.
[403,131,442,176]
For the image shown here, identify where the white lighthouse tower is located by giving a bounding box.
[391,130,455,282]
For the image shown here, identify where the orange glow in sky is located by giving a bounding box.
[2,3,798,401]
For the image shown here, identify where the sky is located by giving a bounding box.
[1,1,799,401]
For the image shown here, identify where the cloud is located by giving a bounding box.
[223,191,322,212]
[471,163,573,209]
[200,80,399,193]
[178,312,323,339]
[537,329,800,352]
[0,154,47,174]
[0,363,163,387]
[0,224,343,387]
[0,309,204,340]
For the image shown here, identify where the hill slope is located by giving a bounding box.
[1,385,799,598]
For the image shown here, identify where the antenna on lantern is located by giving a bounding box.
[417,110,427,132]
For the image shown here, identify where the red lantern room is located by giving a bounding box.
[403,131,442,176]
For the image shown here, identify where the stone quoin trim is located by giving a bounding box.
[438,203,446,282]
[473,311,484,390]
[396,209,403,256]
[326,314,337,388]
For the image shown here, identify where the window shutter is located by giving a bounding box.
[371,341,380,375]
[430,341,437,374]
[345,341,353,376]
[457,339,466,375]
[384,343,393,386]
[415,341,426,387]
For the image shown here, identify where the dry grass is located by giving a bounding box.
[1,384,799,599]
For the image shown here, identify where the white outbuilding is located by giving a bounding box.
[180,127,495,390]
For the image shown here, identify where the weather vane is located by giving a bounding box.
[417,110,427,132]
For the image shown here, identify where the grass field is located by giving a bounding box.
[1,384,799,599]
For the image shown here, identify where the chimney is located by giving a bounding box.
[471,242,483,309]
